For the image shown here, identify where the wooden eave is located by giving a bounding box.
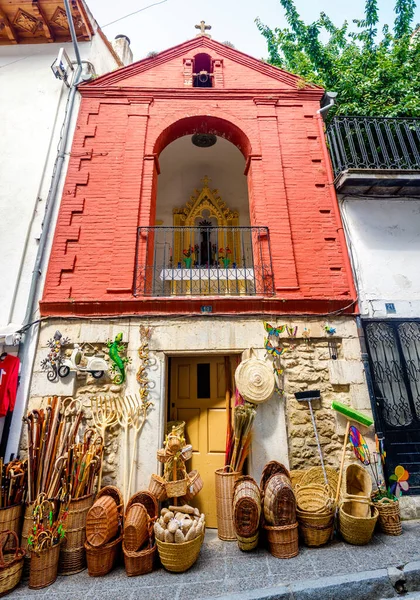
[0,0,93,45]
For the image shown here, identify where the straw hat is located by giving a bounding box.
[235,349,275,404]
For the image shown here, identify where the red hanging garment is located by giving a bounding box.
[0,355,20,417]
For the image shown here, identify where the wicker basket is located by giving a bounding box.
[233,476,261,539]
[156,534,203,573]
[263,474,296,526]
[236,531,259,552]
[183,470,204,503]
[29,542,61,590]
[260,461,291,492]
[289,470,307,489]
[300,467,339,498]
[375,497,402,536]
[157,449,169,463]
[296,508,335,547]
[123,541,156,576]
[165,478,188,498]
[0,530,25,597]
[181,445,193,461]
[149,474,168,501]
[85,533,123,576]
[124,503,148,552]
[126,491,158,520]
[339,501,379,545]
[86,495,119,547]
[166,421,186,437]
[21,501,35,579]
[343,464,372,517]
[295,484,334,514]
[0,504,23,551]
[215,468,241,540]
[59,493,95,575]
[167,434,182,453]
[264,523,299,559]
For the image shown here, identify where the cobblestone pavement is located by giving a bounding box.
[11,521,420,600]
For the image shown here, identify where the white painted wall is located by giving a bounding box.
[0,34,120,458]
[341,198,420,318]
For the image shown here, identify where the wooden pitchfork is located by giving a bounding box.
[90,395,118,491]
[126,394,153,503]
[115,395,132,505]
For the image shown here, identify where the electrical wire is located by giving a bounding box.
[102,0,169,28]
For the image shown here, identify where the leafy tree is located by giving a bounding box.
[256,0,420,117]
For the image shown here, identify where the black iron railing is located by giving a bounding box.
[326,116,420,178]
[133,226,274,297]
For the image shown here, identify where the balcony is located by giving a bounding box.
[326,116,420,196]
[134,226,275,297]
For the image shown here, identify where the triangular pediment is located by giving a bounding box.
[81,36,321,91]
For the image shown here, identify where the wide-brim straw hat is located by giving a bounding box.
[235,349,275,404]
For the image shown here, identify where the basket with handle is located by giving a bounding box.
[295,484,334,514]
[96,486,124,516]
[86,495,119,547]
[183,470,204,503]
[165,478,188,498]
[289,470,307,489]
[375,497,402,536]
[126,491,158,521]
[301,467,339,499]
[263,473,296,526]
[233,476,261,549]
[124,503,149,552]
[29,541,61,590]
[0,504,23,551]
[342,464,372,517]
[59,493,95,575]
[85,533,123,576]
[148,474,167,501]
[296,508,335,547]
[339,500,378,545]
[156,533,204,573]
[264,522,299,559]
[123,540,157,577]
[215,467,241,540]
[0,530,25,597]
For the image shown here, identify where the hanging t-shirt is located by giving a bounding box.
[0,355,20,417]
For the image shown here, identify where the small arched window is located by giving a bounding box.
[193,53,213,88]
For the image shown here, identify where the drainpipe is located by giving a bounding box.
[2,1,83,459]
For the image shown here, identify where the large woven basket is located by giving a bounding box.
[29,542,61,590]
[0,504,23,551]
[289,470,307,489]
[260,462,290,492]
[0,530,25,597]
[86,495,119,547]
[85,533,123,576]
[233,476,261,540]
[156,534,204,573]
[149,474,168,501]
[183,470,204,503]
[300,467,339,499]
[165,478,188,498]
[339,501,378,545]
[263,473,296,526]
[124,504,148,552]
[343,464,372,517]
[295,484,334,514]
[123,541,156,577]
[296,508,335,547]
[126,491,158,520]
[264,522,299,559]
[59,493,95,575]
[375,497,402,536]
[215,468,241,540]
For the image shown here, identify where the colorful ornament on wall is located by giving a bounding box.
[264,337,287,357]
[286,325,298,338]
[324,324,336,336]
[107,333,131,385]
[389,465,410,497]
[264,322,286,337]
[375,433,386,467]
[40,330,70,382]
[273,362,284,395]
[302,328,311,345]
[349,426,370,465]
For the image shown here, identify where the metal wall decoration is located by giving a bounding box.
[40,331,70,382]
[107,333,131,384]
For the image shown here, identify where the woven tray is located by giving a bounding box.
[86,495,119,547]
[260,461,291,492]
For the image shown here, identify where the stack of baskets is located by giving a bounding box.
[261,462,298,559]
[339,464,378,545]
[292,467,338,548]
[123,491,158,577]
[85,486,123,576]
[232,476,261,551]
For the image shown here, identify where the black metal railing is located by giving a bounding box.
[326,116,420,178]
[133,226,275,297]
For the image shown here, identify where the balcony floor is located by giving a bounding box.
[335,169,420,197]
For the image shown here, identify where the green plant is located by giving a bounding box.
[256,0,420,118]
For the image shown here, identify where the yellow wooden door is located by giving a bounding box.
[170,356,227,528]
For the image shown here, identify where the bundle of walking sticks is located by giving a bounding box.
[0,459,27,507]
[23,397,103,502]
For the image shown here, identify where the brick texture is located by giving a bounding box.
[41,37,356,316]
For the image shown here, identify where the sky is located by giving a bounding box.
[86,0,420,62]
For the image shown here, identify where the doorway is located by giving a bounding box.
[169,355,228,527]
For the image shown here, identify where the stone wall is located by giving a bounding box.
[23,315,374,491]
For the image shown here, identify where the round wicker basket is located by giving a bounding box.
[126,491,158,520]
[123,541,156,577]
[235,351,275,404]
[148,474,168,502]
[29,542,61,590]
[156,534,204,573]
[264,522,299,559]
[295,484,334,514]
[375,497,402,536]
[86,496,119,547]
[296,508,335,547]
[124,503,148,552]
[260,461,291,492]
[233,476,261,540]
[263,473,296,526]
[339,501,378,545]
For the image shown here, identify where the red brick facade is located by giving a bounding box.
[40,37,356,316]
